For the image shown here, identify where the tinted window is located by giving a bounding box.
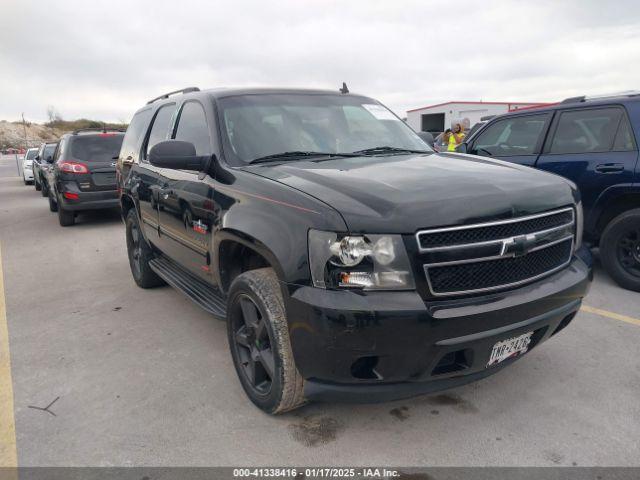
[69,134,124,162]
[612,113,636,151]
[174,102,211,155]
[26,149,38,160]
[146,104,176,158]
[473,115,547,156]
[218,94,428,165]
[43,144,57,160]
[120,108,153,162]
[549,108,622,154]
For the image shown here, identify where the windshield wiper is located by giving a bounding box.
[249,151,356,164]
[351,146,431,156]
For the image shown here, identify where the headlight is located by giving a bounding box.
[309,230,415,290]
[575,201,583,251]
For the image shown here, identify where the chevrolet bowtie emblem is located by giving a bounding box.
[501,234,537,257]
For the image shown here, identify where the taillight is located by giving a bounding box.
[59,162,89,174]
[63,192,79,200]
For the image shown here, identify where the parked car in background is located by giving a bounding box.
[20,148,38,184]
[117,86,591,414]
[458,91,640,291]
[33,142,58,194]
[46,128,124,226]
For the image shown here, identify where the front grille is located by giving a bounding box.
[426,238,573,295]
[418,208,575,296]
[418,209,574,249]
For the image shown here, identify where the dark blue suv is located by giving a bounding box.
[459,92,640,291]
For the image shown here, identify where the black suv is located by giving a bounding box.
[47,128,124,226]
[118,87,592,414]
[33,141,58,195]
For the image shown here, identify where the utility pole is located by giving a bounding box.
[22,113,28,149]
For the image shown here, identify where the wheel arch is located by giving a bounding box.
[216,229,286,295]
[591,189,640,244]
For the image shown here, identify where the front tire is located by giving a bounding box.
[41,181,49,197]
[227,268,305,414]
[600,208,640,292]
[125,209,165,288]
[35,178,42,191]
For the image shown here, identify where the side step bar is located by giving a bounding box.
[149,256,227,319]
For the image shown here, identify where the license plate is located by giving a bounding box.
[487,331,533,367]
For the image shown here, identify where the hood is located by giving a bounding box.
[244,152,576,233]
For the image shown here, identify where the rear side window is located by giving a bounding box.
[120,108,153,162]
[612,113,636,151]
[473,114,547,156]
[549,108,623,154]
[69,135,124,162]
[145,103,176,159]
[43,144,57,160]
[174,102,212,156]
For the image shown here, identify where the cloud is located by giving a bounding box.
[0,0,637,122]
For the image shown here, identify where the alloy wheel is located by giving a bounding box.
[231,294,275,396]
[617,226,640,278]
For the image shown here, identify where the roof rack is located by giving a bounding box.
[146,87,200,105]
[72,127,125,135]
[561,90,640,104]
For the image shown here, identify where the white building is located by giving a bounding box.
[406,101,548,133]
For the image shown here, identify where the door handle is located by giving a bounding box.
[122,156,134,166]
[595,163,624,174]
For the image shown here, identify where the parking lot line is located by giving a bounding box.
[0,244,17,467]
[582,304,640,327]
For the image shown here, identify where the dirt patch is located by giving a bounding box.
[424,393,478,413]
[389,405,410,421]
[289,416,342,447]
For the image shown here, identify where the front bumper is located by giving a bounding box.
[284,247,592,403]
[23,170,34,180]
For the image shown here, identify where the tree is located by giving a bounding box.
[46,106,62,123]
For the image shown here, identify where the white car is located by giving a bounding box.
[21,148,38,184]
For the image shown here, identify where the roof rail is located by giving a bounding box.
[146,87,200,105]
[72,127,125,135]
[561,90,640,104]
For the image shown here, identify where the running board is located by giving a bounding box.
[149,257,227,319]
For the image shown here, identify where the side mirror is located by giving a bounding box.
[456,143,468,154]
[46,156,54,163]
[35,155,40,161]
[149,140,207,171]
[416,131,434,146]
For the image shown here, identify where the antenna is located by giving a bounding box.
[339,82,349,94]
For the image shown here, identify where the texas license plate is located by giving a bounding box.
[487,331,533,367]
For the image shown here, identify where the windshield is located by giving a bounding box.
[217,94,431,165]
[26,149,38,160]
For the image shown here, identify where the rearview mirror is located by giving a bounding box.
[456,143,468,154]
[148,140,206,170]
[416,131,434,146]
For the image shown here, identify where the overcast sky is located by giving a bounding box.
[1,0,638,123]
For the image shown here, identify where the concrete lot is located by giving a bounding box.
[0,153,639,467]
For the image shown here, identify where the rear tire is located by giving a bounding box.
[48,193,58,212]
[125,208,165,288]
[600,208,640,292]
[57,199,75,227]
[227,268,306,414]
